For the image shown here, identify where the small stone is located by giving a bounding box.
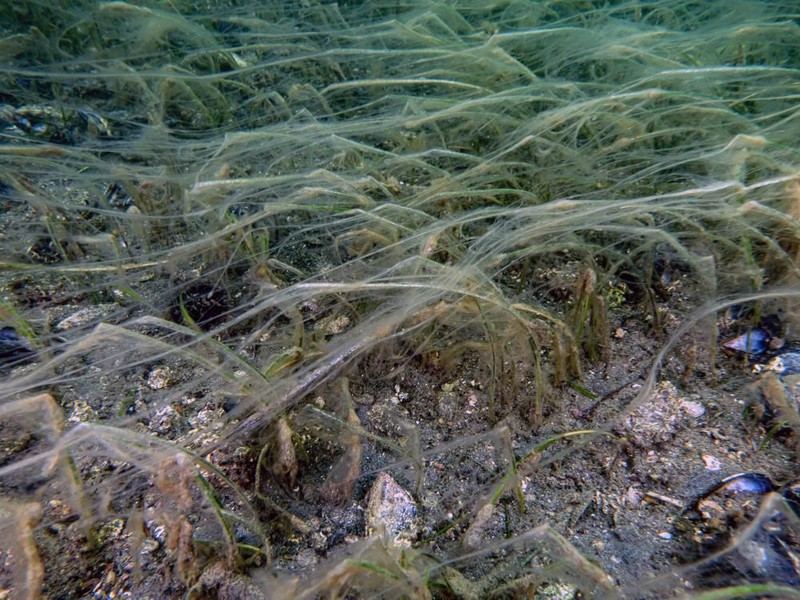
[535,581,579,600]
[68,399,97,423]
[314,313,351,336]
[702,454,722,471]
[658,531,673,540]
[97,518,125,544]
[354,393,375,405]
[193,406,223,427]
[146,367,172,390]
[619,381,688,447]
[295,548,318,569]
[366,472,417,545]
[769,337,785,351]
[681,399,706,418]
[55,305,113,330]
[623,487,643,505]
[151,405,178,433]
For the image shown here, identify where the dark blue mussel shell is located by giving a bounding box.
[722,329,771,355]
[691,472,774,512]
[714,472,774,495]
[0,326,35,366]
[686,473,800,587]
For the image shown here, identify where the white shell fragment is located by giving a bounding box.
[366,472,417,545]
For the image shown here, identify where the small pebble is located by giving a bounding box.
[681,399,705,418]
[55,305,111,330]
[702,454,722,471]
[366,472,417,545]
[146,367,172,390]
[623,487,643,505]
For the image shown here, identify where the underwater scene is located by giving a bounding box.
[1,0,800,598]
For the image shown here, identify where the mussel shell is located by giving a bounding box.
[680,475,800,587]
[0,326,35,366]
[693,472,774,511]
[722,329,771,355]
[717,472,775,494]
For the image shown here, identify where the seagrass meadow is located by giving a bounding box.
[2,0,800,598]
